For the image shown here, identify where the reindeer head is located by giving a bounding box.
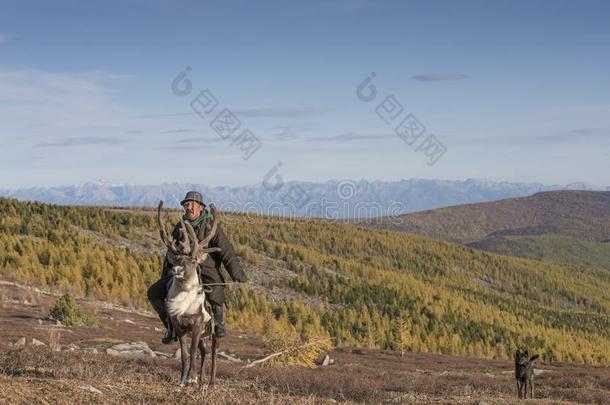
[157,200,221,290]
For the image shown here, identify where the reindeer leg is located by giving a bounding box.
[187,331,201,386]
[198,337,207,388]
[178,335,188,387]
[209,333,217,387]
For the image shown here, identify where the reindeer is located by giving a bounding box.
[157,200,221,387]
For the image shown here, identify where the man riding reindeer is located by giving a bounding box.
[147,191,247,347]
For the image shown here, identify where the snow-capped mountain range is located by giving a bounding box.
[1,178,608,219]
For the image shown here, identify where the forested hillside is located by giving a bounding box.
[1,198,608,364]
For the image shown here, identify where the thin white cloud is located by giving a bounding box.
[132,112,194,118]
[260,123,313,141]
[411,73,467,82]
[268,130,300,141]
[540,128,610,143]
[160,128,196,134]
[174,137,222,144]
[138,107,328,119]
[233,107,327,118]
[457,128,610,146]
[0,68,124,135]
[307,132,395,142]
[36,136,128,148]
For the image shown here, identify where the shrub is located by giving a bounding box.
[49,294,100,327]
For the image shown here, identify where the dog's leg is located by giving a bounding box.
[521,381,527,398]
[178,335,188,387]
[516,380,521,399]
[519,381,525,398]
[209,333,217,387]
[198,337,206,388]
[530,377,534,399]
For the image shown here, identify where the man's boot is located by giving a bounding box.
[212,304,225,350]
[162,318,177,344]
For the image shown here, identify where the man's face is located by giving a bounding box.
[183,200,204,221]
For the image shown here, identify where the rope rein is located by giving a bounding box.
[197,281,243,297]
[200,282,243,287]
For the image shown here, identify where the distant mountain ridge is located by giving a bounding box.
[1,178,608,218]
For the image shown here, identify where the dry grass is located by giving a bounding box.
[0,348,341,405]
[4,347,608,404]
[236,365,386,403]
[1,281,609,404]
[47,329,61,352]
[2,342,610,404]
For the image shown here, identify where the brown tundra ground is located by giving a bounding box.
[0,281,608,405]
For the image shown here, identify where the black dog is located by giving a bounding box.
[515,350,539,399]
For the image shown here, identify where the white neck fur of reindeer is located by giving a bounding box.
[166,264,211,322]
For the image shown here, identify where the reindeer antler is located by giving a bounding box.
[200,203,219,247]
[157,200,181,256]
[183,203,221,260]
[182,217,199,257]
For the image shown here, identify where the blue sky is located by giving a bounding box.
[1,0,609,188]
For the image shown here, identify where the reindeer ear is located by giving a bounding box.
[177,237,190,255]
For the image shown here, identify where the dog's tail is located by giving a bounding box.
[529,354,540,363]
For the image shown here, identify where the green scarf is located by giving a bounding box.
[182,209,210,234]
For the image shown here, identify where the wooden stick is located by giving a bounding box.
[242,338,329,369]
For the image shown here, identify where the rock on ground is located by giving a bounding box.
[14,337,27,347]
[106,341,157,359]
[317,354,331,366]
[32,338,46,346]
[79,384,103,395]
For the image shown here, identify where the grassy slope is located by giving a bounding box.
[371,190,610,242]
[1,198,609,364]
[468,234,610,269]
[365,190,610,268]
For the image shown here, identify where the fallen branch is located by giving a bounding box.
[218,351,243,363]
[243,351,284,368]
[243,337,331,369]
